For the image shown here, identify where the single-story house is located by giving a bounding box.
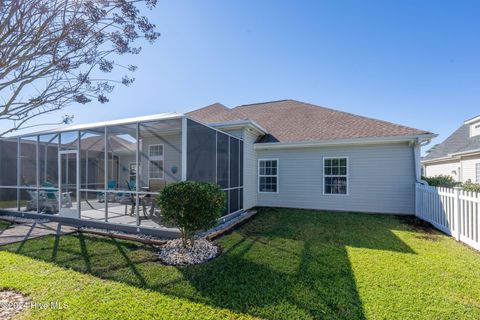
[0,99,435,237]
[422,115,480,183]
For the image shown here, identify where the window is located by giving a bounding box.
[476,163,480,183]
[324,157,348,195]
[258,159,278,193]
[148,144,164,179]
[128,162,136,182]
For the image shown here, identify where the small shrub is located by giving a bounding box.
[422,175,459,188]
[157,181,226,247]
[463,181,480,193]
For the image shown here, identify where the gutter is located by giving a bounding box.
[422,148,480,164]
[253,134,437,150]
[414,138,432,186]
[208,120,268,136]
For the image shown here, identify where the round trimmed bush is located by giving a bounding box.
[157,181,226,247]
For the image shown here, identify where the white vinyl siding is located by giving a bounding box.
[256,142,416,215]
[258,159,278,193]
[148,144,164,179]
[477,163,480,183]
[458,155,480,183]
[323,157,348,195]
[423,160,460,181]
[470,122,480,138]
[242,129,258,209]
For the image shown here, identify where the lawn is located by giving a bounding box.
[0,219,11,230]
[1,208,480,319]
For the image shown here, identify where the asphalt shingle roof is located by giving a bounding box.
[423,124,480,161]
[187,99,432,143]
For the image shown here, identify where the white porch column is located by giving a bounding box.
[181,117,187,181]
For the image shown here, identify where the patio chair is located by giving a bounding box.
[97,180,117,203]
[118,180,136,215]
[42,182,72,209]
[141,180,166,217]
[25,190,59,213]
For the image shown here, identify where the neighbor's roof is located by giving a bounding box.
[187,99,433,143]
[423,124,480,161]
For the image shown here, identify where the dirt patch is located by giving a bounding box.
[398,216,436,234]
[0,290,29,320]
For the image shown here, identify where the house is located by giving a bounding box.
[0,100,435,237]
[422,115,480,183]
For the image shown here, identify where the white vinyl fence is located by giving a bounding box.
[415,183,480,251]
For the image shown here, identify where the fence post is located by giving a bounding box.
[414,184,418,217]
[454,187,462,241]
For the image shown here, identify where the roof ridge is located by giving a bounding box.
[187,102,228,114]
[289,100,431,133]
[234,99,291,108]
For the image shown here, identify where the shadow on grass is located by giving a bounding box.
[0,209,417,319]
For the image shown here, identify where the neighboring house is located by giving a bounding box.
[0,99,435,237]
[187,99,434,215]
[422,115,480,183]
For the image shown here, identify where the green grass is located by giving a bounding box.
[1,208,480,319]
[0,220,11,230]
[0,200,27,209]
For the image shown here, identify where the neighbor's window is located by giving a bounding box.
[258,159,278,193]
[149,144,164,179]
[324,157,348,195]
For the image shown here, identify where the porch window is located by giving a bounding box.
[258,159,278,193]
[324,157,348,195]
[148,144,164,179]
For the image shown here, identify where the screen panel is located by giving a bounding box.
[186,120,216,183]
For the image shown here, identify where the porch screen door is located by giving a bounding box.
[58,150,80,218]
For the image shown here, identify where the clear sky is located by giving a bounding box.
[5,0,480,154]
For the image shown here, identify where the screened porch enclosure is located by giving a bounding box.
[0,115,244,230]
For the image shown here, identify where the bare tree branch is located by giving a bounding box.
[0,0,159,136]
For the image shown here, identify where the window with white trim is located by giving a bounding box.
[476,163,480,183]
[324,158,348,195]
[148,144,164,179]
[258,159,278,193]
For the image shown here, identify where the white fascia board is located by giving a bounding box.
[421,156,461,164]
[422,148,480,164]
[7,112,185,138]
[464,115,480,125]
[449,148,480,157]
[208,120,267,135]
[254,134,437,150]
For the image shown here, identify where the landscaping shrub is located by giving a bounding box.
[157,181,226,247]
[463,181,480,193]
[422,175,459,188]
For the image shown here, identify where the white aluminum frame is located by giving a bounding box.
[258,158,279,194]
[147,143,165,180]
[0,115,246,228]
[59,149,80,218]
[322,156,349,196]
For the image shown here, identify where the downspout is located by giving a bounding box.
[414,138,431,186]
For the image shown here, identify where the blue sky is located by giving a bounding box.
[6,0,480,153]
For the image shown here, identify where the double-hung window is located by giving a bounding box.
[258,159,278,193]
[148,144,164,179]
[324,157,348,195]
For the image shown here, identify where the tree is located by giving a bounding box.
[157,181,226,247]
[0,0,159,136]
